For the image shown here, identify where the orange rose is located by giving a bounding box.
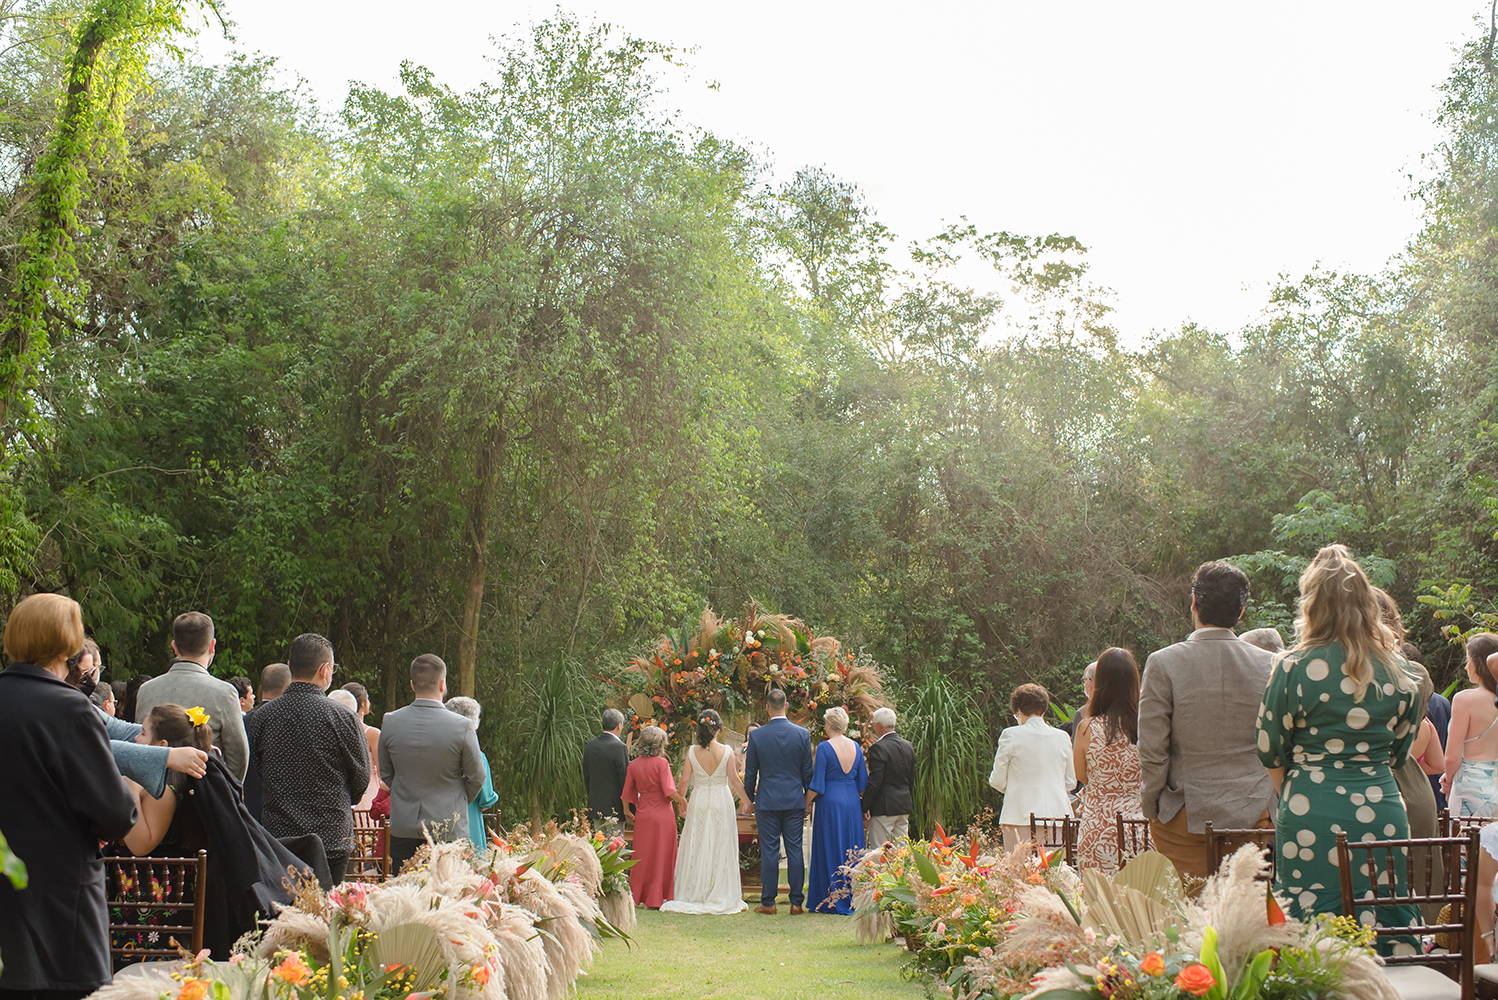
[1138,952,1164,977]
[272,954,312,986]
[178,980,210,1000]
[1174,964,1217,996]
[471,964,490,986]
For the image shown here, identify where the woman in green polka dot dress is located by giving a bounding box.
[1256,544,1420,939]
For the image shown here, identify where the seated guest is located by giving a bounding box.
[0,594,138,999]
[446,697,500,847]
[119,704,314,957]
[989,683,1075,852]
[379,655,484,872]
[246,634,370,886]
[1140,561,1274,887]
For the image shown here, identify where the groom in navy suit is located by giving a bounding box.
[743,688,814,914]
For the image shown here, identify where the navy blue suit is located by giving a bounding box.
[744,716,814,906]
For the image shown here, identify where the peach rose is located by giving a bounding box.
[1174,963,1217,996]
[1138,952,1164,977]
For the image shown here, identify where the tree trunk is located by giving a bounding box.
[457,430,498,698]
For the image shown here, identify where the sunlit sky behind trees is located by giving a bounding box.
[203,0,1481,343]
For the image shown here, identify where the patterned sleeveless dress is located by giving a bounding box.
[1075,720,1143,876]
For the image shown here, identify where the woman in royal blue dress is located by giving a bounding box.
[807,706,869,914]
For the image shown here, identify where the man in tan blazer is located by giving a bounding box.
[1138,561,1274,887]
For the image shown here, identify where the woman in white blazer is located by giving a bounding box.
[988,683,1076,852]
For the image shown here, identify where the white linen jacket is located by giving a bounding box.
[988,716,1076,825]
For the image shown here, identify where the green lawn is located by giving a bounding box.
[577,908,925,1000]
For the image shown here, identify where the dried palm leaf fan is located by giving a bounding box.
[370,923,448,993]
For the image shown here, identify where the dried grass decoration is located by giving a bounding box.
[617,600,887,741]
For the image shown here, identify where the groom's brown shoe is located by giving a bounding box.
[788,905,805,915]
[753,904,777,915]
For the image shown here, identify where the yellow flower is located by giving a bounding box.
[185,706,211,727]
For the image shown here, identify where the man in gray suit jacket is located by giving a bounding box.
[136,611,249,782]
[1138,561,1275,887]
[379,654,485,872]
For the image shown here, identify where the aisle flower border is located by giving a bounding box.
[848,823,1405,1000]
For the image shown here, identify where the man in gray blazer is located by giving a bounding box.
[136,611,249,782]
[1138,561,1274,887]
[379,654,485,872]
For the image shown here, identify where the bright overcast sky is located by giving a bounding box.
[199,1,1483,344]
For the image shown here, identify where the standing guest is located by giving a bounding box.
[1257,544,1419,934]
[342,682,382,810]
[861,707,914,845]
[119,674,148,728]
[91,682,116,718]
[744,688,815,915]
[1139,561,1275,886]
[329,689,359,714]
[807,706,868,914]
[621,726,683,908]
[0,593,139,1000]
[583,709,630,827]
[445,696,500,847]
[1443,633,1498,817]
[229,675,255,713]
[378,654,484,873]
[110,679,127,717]
[245,633,369,886]
[135,612,249,782]
[1240,628,1285,653]
[257,662,291,705]
[243,662,292,820]
[1074,648,1143,875]
[736,723,761,815]
[1410,643,1453,809]
[1373,588,1443,910]
[1061,662,1097,740]
[989,683,1075,852]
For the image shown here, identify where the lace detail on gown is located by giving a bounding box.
[660,744,747,914]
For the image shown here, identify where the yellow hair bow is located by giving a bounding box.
[185,706,211,727]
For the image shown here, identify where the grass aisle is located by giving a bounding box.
[577,909,925,1000]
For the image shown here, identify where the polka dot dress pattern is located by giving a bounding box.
[1256,644,1420,942]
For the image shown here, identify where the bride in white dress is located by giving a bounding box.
[661,710,749,914]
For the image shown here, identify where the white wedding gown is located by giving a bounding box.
[660,744,747,914]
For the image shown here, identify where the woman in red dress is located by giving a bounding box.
[622,725,685,908]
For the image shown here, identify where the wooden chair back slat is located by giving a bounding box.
[1028,813,1078,867]
[1203,821,1277,880]
[1115,813,1152,866]
[1335,829,1479,1000]
[107,849,207,967]
[349,808,390,880]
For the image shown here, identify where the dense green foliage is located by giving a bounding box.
[3,1,1498,824]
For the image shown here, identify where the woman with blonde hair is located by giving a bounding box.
[1257,544,1420,938]
[806,705,868,914]
[0,593,138,997]
[621,725,684,908]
